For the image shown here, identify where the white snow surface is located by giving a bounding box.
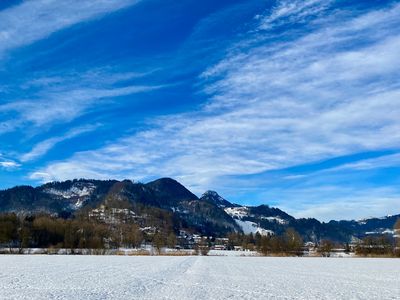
[0,256,399,299]
[208,250,260,256]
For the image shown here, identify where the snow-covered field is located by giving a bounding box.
[1,256,399,299]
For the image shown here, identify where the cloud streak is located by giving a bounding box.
[0,0,140,57]
[1,84,159,127]
[0,69,162,136]
[257,0,332,30]
[0,153,21,170]
[20,124,101,162]
[0,160,20,170]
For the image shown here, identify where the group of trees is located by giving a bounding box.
[0,213,145,252]
[355,236,394,256]
[0,213,18,250]
[355,219,400,257]
[396,219,400,257]
[227,228,304,256]
[0,210,198,254]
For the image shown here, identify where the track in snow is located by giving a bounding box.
[0,255,399,299]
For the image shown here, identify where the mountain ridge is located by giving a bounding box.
[0,178,398,243]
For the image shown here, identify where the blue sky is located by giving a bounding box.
[1,0,400,221]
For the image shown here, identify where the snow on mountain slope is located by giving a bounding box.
[225,207,275,235]
[43,182,96,209]
[224,207,249,219]
[44,183,95,199]
[235,219,274,236]
[365,229,395,235]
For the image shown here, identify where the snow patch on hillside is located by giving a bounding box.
[225,207,275,236]
[45,183,95,199]
[74,199,85,209]
[224,207,249,219]
[357,215,392,225]
[235,219,274,236]
[366,229,395,235]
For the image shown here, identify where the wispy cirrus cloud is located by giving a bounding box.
[1,84,159,127]
[0,0,153,138]
[257,0,332,30]
[20,124,101,162]
[326,153,400,173]
[0,0,140,57]
[0,153,21,170]
[0,70,162,135]
[0,160,21,170]
[29,1,400,219]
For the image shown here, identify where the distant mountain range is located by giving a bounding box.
[0,178,398,243]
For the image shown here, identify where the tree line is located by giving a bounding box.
[0,213,164,252]
[0,214,305,255]
[226,228,304,255]
[1,212,399,257]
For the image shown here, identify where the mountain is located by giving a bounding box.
[146,178,198,204]
[200,191,237,208]
[0,178,399,242]
[0,179,118,214]
[328,215,400,237]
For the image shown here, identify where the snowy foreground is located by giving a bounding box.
[1,256,399,300]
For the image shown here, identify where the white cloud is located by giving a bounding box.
[258,0,332,30]
[328,153,400,172]
[0,0,140,57]
[20,124,101,162]
[0,84,158,127]
[0,69,162,135]
[0,160,21,170]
